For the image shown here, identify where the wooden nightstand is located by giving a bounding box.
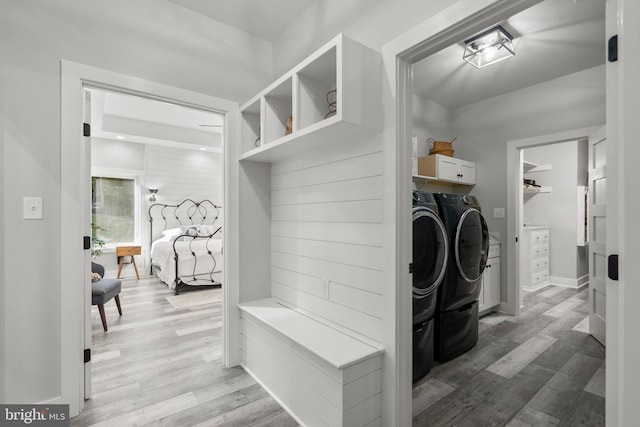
[116,245,141,280]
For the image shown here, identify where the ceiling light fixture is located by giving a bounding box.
[115,135,125,140]
[463,25,515,68]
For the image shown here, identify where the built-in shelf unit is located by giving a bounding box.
[240,33,381,163]
[523,160,552,194]
[236,33,383,427]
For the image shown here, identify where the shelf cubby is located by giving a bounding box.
[241,98,261,153]
[264,76,293,144]
[297,45,337,129]
[239,33,381,163]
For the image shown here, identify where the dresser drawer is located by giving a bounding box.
[530,230,549,244]
[531,272,549,286]
[531,244,549,259]
[531,258,549,273]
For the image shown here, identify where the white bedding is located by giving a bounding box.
[151,234,223,289]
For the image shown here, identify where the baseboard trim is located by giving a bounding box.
[549,275,589,289]
[38,396,62,405]
[523,281,550,292]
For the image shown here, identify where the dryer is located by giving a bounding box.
[412,191,448,382]
[433,193,489,362]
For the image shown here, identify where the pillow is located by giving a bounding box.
[161,227,183,238]
[197,225,215,236]
[180,225,199,236]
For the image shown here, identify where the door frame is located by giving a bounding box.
[506,126,599,316]
[382,0,544,424]
[60,60,239,416]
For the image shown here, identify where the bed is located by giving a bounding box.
[148,199,223,294]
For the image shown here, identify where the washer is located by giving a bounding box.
[412,191,448,323]
[433,193,489,362]
[412,191,448,382]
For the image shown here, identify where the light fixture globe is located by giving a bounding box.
[463,25,515,68]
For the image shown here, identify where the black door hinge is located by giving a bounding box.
[84,236,91,250]
[83,122,90,137]
[608,35,618,62]
[84,348,91,363]
[409,263,413,274]
[608,254,619,281]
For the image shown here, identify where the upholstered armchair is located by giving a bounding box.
[91,262,122,331]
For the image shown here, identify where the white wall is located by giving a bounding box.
[90,139,223,275]
[0,72,5,404]
[270,139,384,342]
[269,2,453,425]
[272,0,452,75]
[91,138,145,171]
[1,0,271,404]
[451,65,605,299]
[146,145,223,207]
[412,95,453,174]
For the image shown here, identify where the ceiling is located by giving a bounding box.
[91,0,605,147]
[166,0,316,41]
[90,89,224,151]
[412,0,606,108]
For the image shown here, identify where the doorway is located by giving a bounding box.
[60,61,239,417]
[517,138,590,307]
[389,0,606,423]
[83,86,227,396]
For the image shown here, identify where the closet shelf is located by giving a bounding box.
[524,185,552,194]
[523,161,552,172]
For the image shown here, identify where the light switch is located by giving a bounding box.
[493,207,505,218]
[23,197,43,220]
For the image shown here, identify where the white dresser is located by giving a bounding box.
[520,226,550,291]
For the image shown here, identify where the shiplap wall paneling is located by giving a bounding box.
[238,160,272,303]
[240,309,383,427]
[145,145,223,207]
[270,147,384,343]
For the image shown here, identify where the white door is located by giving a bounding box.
[588,126,606,346]
[83,89,93,398]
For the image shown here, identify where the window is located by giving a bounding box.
[92,176,138,246]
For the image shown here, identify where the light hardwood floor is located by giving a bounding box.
[413,284,605,426]
[72,277,604,426]
[71,275,298,427]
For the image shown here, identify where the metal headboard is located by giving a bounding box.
[148,198,222,267]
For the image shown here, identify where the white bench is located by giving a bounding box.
[238,298,384,427]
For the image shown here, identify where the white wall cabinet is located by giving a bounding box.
[415,154,476,185]
[239,33,382,163]
[479,242,500,313]
[520,227,550,291]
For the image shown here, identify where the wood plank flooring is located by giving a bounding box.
[71,275,298,427]
[413,285,605,426]
[71,277,604,426]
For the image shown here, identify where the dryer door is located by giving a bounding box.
[413,207,448,296]
[454,208,489,283]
